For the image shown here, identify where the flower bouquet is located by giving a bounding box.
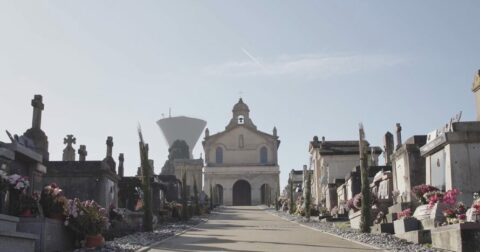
[397,208,413,220]
[39,183,68,219]
[65,199,110,248]
[412,184,439,204]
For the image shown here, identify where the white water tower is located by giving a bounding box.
[156,116,207,158]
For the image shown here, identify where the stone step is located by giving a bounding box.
[0,214,19,232]
[0,230,38,252]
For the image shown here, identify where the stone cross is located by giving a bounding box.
[273,127,277,137]
[106,136,113,157]
[62,135,76,161]
[118,153,124,178]
[31,95,44,129]
[78,145,87,161]
[383,132,394,166]
[396,123,402,150]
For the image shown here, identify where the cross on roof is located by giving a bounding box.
[64,135,76,147]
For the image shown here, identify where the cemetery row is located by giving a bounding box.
[278,70,480,252]
[0,95,211,252]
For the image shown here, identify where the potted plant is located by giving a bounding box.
[65,199,110,248]
[39,183,68,219]
[17,193,39,217]
[412,184,440,204]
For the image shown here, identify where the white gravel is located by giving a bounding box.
[268,209,449,252]
[74,217,206,252]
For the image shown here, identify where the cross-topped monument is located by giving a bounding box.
[118,153,124,177]
[62,134,76,161]
[102,136,116,173]
[78,145,87,161]
[23,94,49,161]
[31,95,44,129]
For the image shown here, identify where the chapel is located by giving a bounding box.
[202,98,280,206]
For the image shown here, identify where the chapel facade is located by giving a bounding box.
[202,98,280,206]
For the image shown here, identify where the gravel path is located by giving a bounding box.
[268,209,449,252]
[74,216,206,252]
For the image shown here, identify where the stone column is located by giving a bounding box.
[78,145,87,161]
[106,137,113,158]
[396,123,402,150]
[118,153,124,178]
[384,132,394,166]
[472,70,480,121]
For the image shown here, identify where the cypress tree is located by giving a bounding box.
[288,178,295,215]
[209,183,213,210]
[181,169,188,220]
[138,126,153,232]
[193,176,200,215]
[305,170,312,221]
[359,124,371,233]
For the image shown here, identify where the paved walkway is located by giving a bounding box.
[147,206,378,252]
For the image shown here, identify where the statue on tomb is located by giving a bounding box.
[395,123,402,150]
[62,135,76,161]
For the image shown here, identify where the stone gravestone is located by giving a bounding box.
[78,145,87,161]
[384,132,394,166]
[62,135,76,161]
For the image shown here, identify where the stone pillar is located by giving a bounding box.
[62,135,76,161]
[383,132,394,166]
[106,137,113,158]
[472,70,480,121]
[78,145,87,161]
[118,153,124,178]
[396,123,402,150]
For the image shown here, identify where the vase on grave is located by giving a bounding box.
[466,208,480,223]
[85,234,105,248]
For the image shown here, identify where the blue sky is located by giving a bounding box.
[0,1,479,189]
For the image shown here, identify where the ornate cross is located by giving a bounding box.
[64,135,76,147]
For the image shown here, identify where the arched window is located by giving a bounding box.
[260,146,268,164]
[239,135,244,148]
[215,147,223,164]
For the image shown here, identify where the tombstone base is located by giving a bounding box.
[431,223,480,252]
[394,218,420,234]
[395,230,431,244]
[349,210,362,230]
[371,223,394,234]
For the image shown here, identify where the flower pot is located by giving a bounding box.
[48,213,64,221]
[19,209,33,217]
[85,234,104,248]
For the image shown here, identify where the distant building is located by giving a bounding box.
[309,136,382,208]
[203,99,280,206]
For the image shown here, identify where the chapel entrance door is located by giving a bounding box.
[232,180,251,206]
